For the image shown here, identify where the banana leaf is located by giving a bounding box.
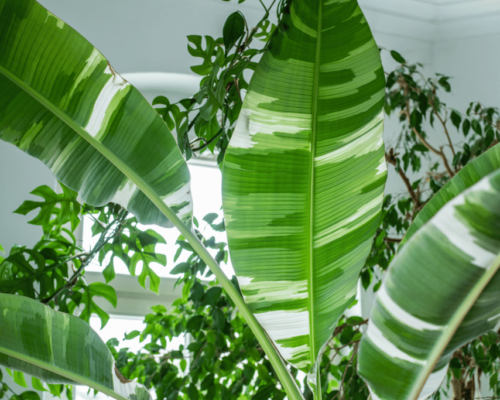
[0,293,151,400]
[0,0,192,229]
[358,169,500,400]
[401,144,500,247]
[222,0,386,381]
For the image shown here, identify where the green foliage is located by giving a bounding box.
[106,214,290,400]
[13,184,80,234]
[152,1,277,165]
[1,0,500,398]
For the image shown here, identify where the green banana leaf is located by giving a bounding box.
[0,293,152,400]
[222,0,386,378]
[358,169,500,400]
[400,144,500,247]
[0,0,192,229]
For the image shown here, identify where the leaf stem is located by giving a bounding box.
[431,104,456,158]
[143,193,303,399]
[385,149,421,207]
[313,367,322,400]
[403,94,455,178]
[410,253,500,399]
[41,209,128,304]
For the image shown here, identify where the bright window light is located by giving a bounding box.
[83,163,234,278]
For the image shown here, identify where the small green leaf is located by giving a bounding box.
[390,50,406,64]
[188,384,199,400]
[472,119,482,135]
[124,330,141,340]
[462,119,471,137]
[201,287,222,307]
[223,12,245,56]
[450,110,462,129]
[251,384,275,400]
[212,309,226,331]
[31,377,46,392]
[203,213,219,225]
[170,262,191,275]
[186,316,204,333]
[152,96,170,106]
[438,77,451,92]
[87,282,117,308]
[14,371,28,387]
[102,260,116,284]
[180,358,187,372]
[190,281,205,302]
[20,392,41,400]
[151,305,167,314]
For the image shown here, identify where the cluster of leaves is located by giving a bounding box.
[0,369,40,400]
[152,1,279,165]
[86,204,168,296]
[365,49,500,284]
[105,213,294,400]
[108,228,372,400]
[2,2,500,399]
[0,184,171,397]
[0,184,83,398]
[441,332,500,399]
[364,49,500,399]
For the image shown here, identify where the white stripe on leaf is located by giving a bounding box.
[377,286,443,332]
[85,69,130,138]
[315,112,384,165]
[239,277,309,304]
[365,322,426,365]
[256,309,310,341]
[430,178,496,268]
[314,194,384,248]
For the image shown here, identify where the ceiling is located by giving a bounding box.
[356,0,500,41]
[235,0,500,41]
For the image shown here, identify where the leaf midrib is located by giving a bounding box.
[0,65,182,229]
[308,1,322,366]
[0,346,126,400]
[410,252,500,399]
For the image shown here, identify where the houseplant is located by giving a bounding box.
[1,0,500,399]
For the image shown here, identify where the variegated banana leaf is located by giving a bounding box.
[400,143,500,248]
[222,0,386,378]
[358,169,500,400]
[0,0,192,228]
[0,293,152,400]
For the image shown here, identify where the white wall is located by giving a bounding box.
[434,33,500,111]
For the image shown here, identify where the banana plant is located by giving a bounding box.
[358,165,500,400]
[0,293,152,400]
[0,1,303,398]
[223,0,386,396]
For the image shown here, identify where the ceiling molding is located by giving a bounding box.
[359,0,500,41]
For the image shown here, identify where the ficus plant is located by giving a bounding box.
[1,1,500,400]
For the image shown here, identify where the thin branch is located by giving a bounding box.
[332,344,359,400]
[429,102,456,157]
[385,149,421,207]
[187,114,200,134]
[41,209,128,304]
[191,128,224,152]
[385,237,402,243]
[403,92,455,178]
